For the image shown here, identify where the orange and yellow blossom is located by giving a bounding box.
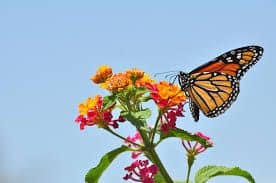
[105,72,131,92]
[146,81,187,132]
[135,73,155,88]
[147,81,186,108]
[126,68,145,81]
[91,65,156,91]
[75,95,124,130]
[90,65,113,84]
[78,96,102,115]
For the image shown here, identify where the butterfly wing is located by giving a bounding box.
[190,45,263,80]
[187,72,239,119]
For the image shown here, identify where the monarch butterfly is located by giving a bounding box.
[177,45,264,121]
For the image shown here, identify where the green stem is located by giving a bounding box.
[186,154,195,183]
[186,164,192,183]
[120,100,172,182]
[117,98,128,111]
[137,125,173,183]
[104,127,143,148]
[150,110,162,145]
[147,148,174,183]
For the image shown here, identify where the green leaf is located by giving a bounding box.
[103,94,117,110]
[121,109,151,127]
[135,87,148,96]
[85,146,129,183]
[174,181,191,183]
[133,108,151,120]
[194,165,255,183]
[139,95,151,102]
[160,128,212,148]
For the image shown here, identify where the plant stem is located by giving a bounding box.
[185,154,195,183]
[186,164,192,183]
[137,125,173,183]
[147,148,174,183]
[104,127,142,147]
[150,110,162,145]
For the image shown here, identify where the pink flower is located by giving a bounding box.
[182,131,213,155]
[123,160,158,183]
[195,132,211,141]
[160,103,185,133]
[124,132,143,159]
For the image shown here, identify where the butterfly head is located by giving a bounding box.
[178,71,190,90]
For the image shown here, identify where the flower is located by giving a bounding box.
[135,73,155,88]
[145,81,187,132]
[160,103,185,133]
[75,95,124,130]
[182,131,214,155]
[78,96,101,115]
[123,160,158,183]
[124,132,143,159]
[195,132,212,141]
[146,81,186,108]
[105,73,131,92]
[90,65,113,84]
[126,68,145,81]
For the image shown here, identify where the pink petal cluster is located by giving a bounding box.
[182,131,214,155]
[160,103,185,133]
[123,160,158,183]
[124,132,143,159]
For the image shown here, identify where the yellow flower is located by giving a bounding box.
[90,65,113,84]
[78,103,88,115]
[78,95,102,115]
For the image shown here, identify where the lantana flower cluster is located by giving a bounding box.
[75,95,125,130]
[123,160,158,183]
[75,65,214,183]
[76,65,186,132]
[145,81,186,132]
[182,132,214,156]
[90,65,154,92]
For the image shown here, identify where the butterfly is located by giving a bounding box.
[177,45,264,121]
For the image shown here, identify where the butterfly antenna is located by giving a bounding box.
[154,70,179,78]
[164,73,177,79]
[168,74,179,84]
[171,74,178,84]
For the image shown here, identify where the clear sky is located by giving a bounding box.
[1,1,276,183]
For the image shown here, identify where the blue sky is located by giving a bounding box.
[1,1,276,183]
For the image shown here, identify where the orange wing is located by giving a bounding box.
[190,46,263,80]
[187,72,239,118]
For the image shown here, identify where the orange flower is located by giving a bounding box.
[91,65,113,84]
[135,73,155,88]
[105,73,131,92]
[147,81,186,108]
[126,68,145,81]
